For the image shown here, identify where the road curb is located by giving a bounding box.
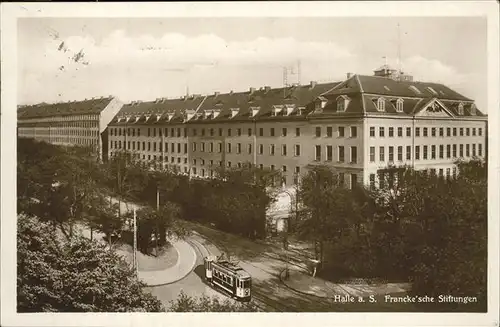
[139,238,197,287]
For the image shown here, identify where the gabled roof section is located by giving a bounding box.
[414,98,455,118]
[18,96,114,119]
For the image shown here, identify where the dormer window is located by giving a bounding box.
[272,105,284,116]
[315,96,327,113]
[470,103,476,115]
[458,103,464,115]
[426,86,438,96]
[396,98,404,113]
[285,104,295,116]
[336,95,350,113]
[230,108,239,118]
[376,97,386,112]
[409,85,422,95]
[251,107,260,117]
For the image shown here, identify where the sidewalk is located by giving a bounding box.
[280,267,411,298]
[137,238,197,286]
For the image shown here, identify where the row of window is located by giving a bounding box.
[369,126,483,138]
[19,114,100,123]
[18,128,99,137]
[368,143,483,162]
[369,167,459,190]
[314,145,357,163]
[110,141,188,154]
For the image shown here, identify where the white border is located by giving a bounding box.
[1,2,499,327]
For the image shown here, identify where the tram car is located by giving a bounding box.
[204,255,252,302]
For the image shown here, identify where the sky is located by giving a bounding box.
[17,17,487,111]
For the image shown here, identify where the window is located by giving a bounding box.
[315,127,321,137]
[218,143,222,153]
[148,128,151,137]
[446,144,451,158]
[459,144,464,157]
[282,145,287,156]
[453,144,457,158]
[338,146,345,162]
[351,146,357,163]
[369,174,376,190]
[270,128,275,137]
[415,146,420,160]
[423,128,428,137]
[466,144,470,157]
[406,127,411,137]
[446,128,451,137]
[148,142,151,151]
[430,145,436,159]
[379,147,385,162]
[351,126,357,138]
[201,142,205,152]
[295,128,300,137]
[248,144,252,154]
[209,142,214,153]
[370,147,375,162]
[472,128,476,136]
[389,127,394,137]
[460,128,464,136]
[453,128,457,136]
[439,145,444,159]
[338,126,345,137]
[237,143,241,154]
[337,98,345,112]
[350,174,358,189]
[472,144,476,156]
[259,128,264,137]
[247,128,252,136]
[315,145,321,161]
[370,127,375,137]
[295,144,301,156]
[227,143,231,153]
[431,128,436,137]
[377,98,385,111]
[228,162,232,168]
[237,128,241,136]
[406,146,411,160]
[326,146,333,161]
[466,128,470,137]
[438,128,443,137]
[219,128,223,137]
[396,99,404,112]
[478,128,482,136]
[258,144,263,154]
[458,103,464,115]
[389,146,394,162]
[282,128,287,137]
[270,144,275,155]
[153,143,156,152]
[327,127,333,137]
[397,146,403,161]
[479,144,483,156]
[423,145,428,160]
[379,127,385,137]
[397,127,403,137]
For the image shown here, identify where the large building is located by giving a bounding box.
[17,96,123,160]
[107,66,487,189]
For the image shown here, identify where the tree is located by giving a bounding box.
[168,291,258,312]
[17,214,164,312]
[297,164,363,270]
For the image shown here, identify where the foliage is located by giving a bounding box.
[17,214,164,312]
[297,161,487,311]
[168,291,258,312]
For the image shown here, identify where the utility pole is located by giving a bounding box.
[133,207,138,276]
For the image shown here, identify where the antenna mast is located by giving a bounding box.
[397,22,402,77]
[297,59,301,85]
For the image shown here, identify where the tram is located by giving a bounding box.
[203,255,252,302]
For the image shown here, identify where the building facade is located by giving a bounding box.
[17,96,123,160]
[105,66,487,189]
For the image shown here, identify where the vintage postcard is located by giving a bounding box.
[1,1,499,327]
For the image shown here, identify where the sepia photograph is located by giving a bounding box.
[1,2,499,327]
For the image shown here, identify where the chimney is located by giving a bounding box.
[214,91,220,97]
[346,72,353,79]
[249,87,256,94]
[264,86,271,92]
[310,81,317,89]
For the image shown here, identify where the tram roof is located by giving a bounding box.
[213,260,251,278]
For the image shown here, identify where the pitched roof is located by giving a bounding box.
[18,97,114,119]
